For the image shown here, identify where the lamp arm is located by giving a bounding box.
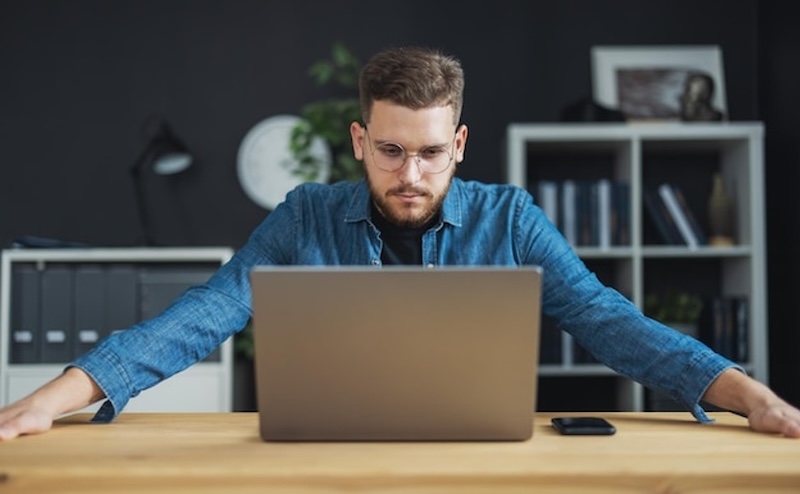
[130,152,157,246]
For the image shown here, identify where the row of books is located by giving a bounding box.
[697,295,749,363]
[643,183,708,247]
[533,179,631,248]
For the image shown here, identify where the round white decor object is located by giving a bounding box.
[237,114,331,210]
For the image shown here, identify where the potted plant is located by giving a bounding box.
[289,42,364,183]
[644,291,704,337]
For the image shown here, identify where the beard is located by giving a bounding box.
[366,168,453,228]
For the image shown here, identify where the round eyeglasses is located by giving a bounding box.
[365,128,455,174]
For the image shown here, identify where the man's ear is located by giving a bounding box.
[350,122,366,160]
[454,123,468,164]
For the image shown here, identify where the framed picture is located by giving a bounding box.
[591,45,726,121]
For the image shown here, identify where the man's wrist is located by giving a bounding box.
[28,367,104,417]
[705,368,779,417]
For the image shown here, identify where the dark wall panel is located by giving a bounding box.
[759,1,800,407]
[0,0,758,249]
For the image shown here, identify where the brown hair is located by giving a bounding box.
[358,46,464,125]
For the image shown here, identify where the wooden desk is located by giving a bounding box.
[1,412,798,493]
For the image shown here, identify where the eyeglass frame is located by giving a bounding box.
[363,126,458,175]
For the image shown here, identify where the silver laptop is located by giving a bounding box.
[250,265,542,441]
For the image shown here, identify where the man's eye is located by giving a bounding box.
[422,148,444,158]
[379,146,403,158]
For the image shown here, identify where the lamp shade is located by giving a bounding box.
[132,121,193,176]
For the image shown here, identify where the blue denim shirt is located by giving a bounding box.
[73,178,736,423]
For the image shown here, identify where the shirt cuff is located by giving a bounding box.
[687,361,747,424]
[69,345,135,423]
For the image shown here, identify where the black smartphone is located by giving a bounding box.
[551,417,616,435]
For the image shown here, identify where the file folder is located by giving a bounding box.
[73,265,105,359]
[40,266,74,363]
[10,264,41,364]
[104,265,139,337]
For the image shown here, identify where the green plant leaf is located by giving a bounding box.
[289,42,364,183]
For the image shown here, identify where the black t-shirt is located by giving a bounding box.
[370,203,438,265]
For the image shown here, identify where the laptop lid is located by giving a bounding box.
[250,265,542,441]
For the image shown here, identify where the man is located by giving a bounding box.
[1,46,798,440]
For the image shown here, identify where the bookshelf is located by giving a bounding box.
[505,122,767,412]
[0,247,235,413]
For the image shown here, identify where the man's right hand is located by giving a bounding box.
[0,367,104,440]
[0,400,57,440]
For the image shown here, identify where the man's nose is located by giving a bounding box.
[396,154,424,181]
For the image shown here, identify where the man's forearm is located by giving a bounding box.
[29,366,105,416]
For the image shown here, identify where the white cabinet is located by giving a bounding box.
[0,247,235,413]
[505,122,767,411]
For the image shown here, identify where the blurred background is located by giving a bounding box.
[1,1,797,407]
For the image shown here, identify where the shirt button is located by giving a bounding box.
[426,263,435,268]
[371,259,381,265]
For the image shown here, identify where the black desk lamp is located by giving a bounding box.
[129,118,194,246]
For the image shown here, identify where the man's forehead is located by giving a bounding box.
[367,101,455,138]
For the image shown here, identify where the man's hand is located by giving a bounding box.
[747,401,800,438]
[704,368,800,438]
[0,401,56,440]
[0,367,103,441]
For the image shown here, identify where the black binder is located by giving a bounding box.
[40,266,74,363]
[104,265,139,337]
[10,264,41,364]
[73,265,105,358]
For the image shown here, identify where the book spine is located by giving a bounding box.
[597,179,612,249]
[643,187,683,245]
[658,184,699,248]
[733,296,749,363]
[536,180,559,226]
[561,180,577,246]
[671,185,708,245]
[613,181,630,246]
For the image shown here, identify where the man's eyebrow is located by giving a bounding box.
[374,138,449,148]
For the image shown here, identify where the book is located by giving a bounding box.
[597,179,612,249]
[576,181,594,246]
[536,180,559,226]
[643,187,684,245]
[560,180,578,245]
[671,185,708,245]
[613,181,631,246]
[699,295,749,362]
[731,296,749,362]
[658,183,699,248]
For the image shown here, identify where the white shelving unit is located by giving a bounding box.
[0,247,235,413]
[505,122,767,411]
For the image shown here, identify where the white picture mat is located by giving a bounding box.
[591,45,726,116]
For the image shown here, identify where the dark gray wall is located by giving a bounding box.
[1,0,797,405]
[759,2,800,409]
[0,0,760,248]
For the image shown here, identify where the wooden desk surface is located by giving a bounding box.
[1,412,798,493]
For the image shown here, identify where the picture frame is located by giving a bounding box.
[591,45,727,121]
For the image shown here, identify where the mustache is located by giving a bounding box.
[387,186,430,196]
